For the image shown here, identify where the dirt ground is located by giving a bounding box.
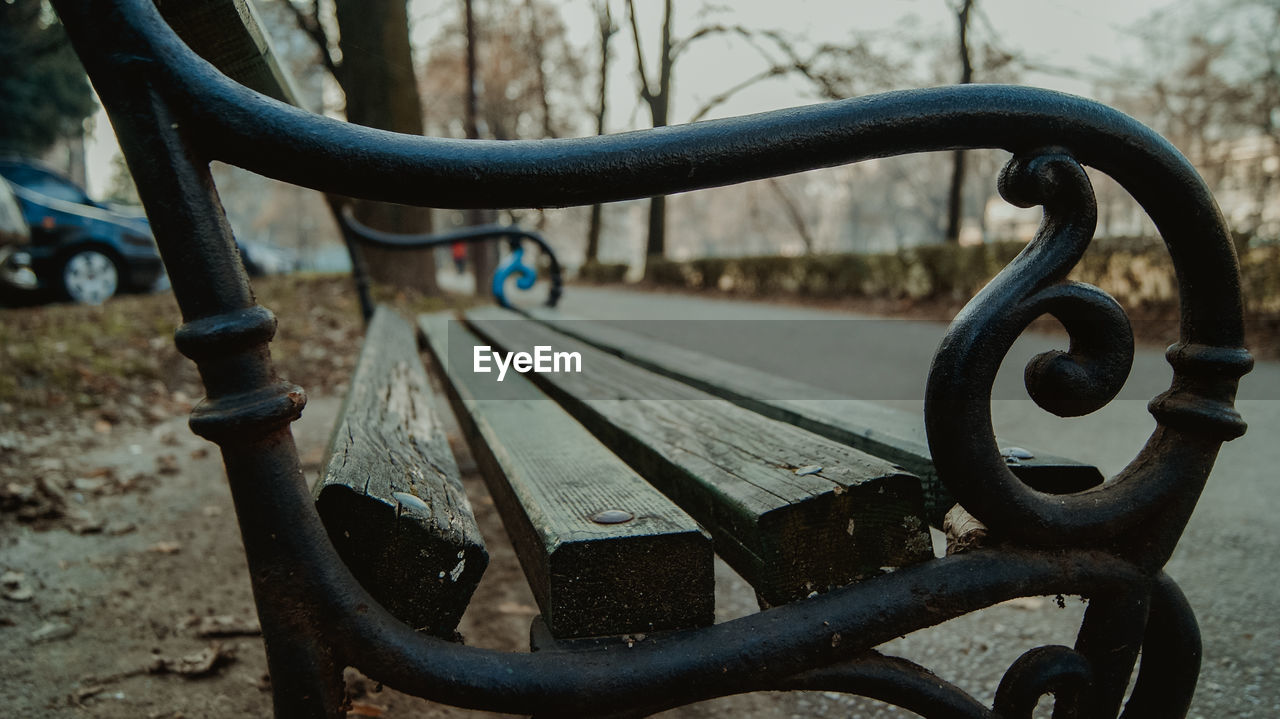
[0,393,848,716]
[3,384,1105,719]
[0,350,1114,719]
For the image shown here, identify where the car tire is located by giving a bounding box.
[61,248,120,305]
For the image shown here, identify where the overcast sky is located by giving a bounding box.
[573,0,1177,124]
[86,0,1183,196]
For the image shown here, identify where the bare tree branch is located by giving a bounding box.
[669,23,752,60]
[524,0,556,138]
[655,0,673,123]
[626,0,653,103]
[285,0,341,82]
[766,178,815,254]
[687,65,787,122]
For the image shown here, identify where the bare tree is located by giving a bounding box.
[287,0,439,293]
[418,0,584,140]
[626,0,675,266]
[1115,0,1280,245]
[945,0,974,244]
[461,0,499,294]
[624,6,903,266]
[584,0,616,266]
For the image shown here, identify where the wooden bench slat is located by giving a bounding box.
[314,306,487,636]
[463,307,933,607]
[418,312,714,639]
[521,307,1104,525]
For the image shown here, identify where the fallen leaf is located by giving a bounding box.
[72,477,108,494]
[495,601,537,615]
[66,509,104,535]
[148,641,235,677]
[36,457,66,472]
[1002,597,1046,611]
[2,571,34,602]
[348,702,386,717]
[71,683,107,705]
[28,621,75,644]
[178,614,261,638]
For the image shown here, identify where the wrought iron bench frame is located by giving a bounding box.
[51,0,1252,716]
[334,206,563,320]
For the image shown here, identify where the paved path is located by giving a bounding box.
[543,285,1278,718]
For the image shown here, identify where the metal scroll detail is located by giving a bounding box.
[336,205,563,311]
[491,242,537,308]
[925,151,1136,548]
[924,147,1249,559]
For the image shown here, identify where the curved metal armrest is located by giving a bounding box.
[336,204,562,309]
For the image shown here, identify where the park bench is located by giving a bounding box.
[49,0,1255,717]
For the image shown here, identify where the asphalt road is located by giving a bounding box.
[545,285,1280,719]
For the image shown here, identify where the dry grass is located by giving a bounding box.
[0,273,473,429]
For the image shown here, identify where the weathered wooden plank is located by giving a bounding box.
[521,307,1104,525]
[463,307,934,607]
[314,306,486,636]
[418,313,713,638]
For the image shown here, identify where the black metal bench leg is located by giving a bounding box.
[1066,588,1149,718]
[221,435,347,718]
[49,7,345,712]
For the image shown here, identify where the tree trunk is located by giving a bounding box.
[585,0,614,265]
[586,202,604,264]
[629,0,673,274]
[945,0,974,244]
[463,0,498,294]
[645,195,667,259]
[945,149,966,243]
[334,0,438,293]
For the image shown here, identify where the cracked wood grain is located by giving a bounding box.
[314,306,486,636]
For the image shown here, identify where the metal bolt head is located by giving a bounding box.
[1001,447,1035,460]
[393,491,431,515]
[590,509,634,524]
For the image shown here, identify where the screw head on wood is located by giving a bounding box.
[393,491,432,516]
[590,509,634,524]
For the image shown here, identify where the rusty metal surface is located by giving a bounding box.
[48,0,1251,716]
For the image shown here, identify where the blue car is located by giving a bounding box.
[0,158,163,304]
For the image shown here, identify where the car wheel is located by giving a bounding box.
[61,249,120,305]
